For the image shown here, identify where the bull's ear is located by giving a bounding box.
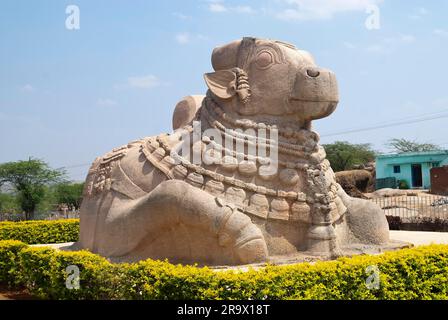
[203,70,237,99]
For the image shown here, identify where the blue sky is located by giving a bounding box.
[1,0,447,181]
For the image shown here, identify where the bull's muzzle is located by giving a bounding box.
[290,67,339,120]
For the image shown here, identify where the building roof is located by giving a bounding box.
[377,150,448,159]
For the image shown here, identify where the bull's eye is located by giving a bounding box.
[255,51,274,69]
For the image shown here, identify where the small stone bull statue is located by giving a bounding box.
[77,37,390,265]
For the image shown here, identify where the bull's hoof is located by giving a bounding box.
[306,225,341,258]
[234,238,268,265]
[344,197,389,245]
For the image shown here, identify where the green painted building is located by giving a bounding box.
[376,150,448,189]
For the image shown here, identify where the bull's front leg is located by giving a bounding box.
[98,180,268,265]
[337,187,389,245]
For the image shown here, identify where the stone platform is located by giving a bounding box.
[31,230,448,269]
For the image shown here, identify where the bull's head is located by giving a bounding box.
[204,37,338,124]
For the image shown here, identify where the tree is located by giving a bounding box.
[0,158,65,220]
[323,141,376,172]
[54,182,84,211]
[0,193,20,214]
[387,138,441,153]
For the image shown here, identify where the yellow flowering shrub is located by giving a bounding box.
[1,240,448,300]
[0,219,79,244]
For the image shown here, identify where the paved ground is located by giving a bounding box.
[390,230,448,246]
[32,232,448,252]
[30,242,74,249]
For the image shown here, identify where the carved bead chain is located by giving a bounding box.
[200,98,324,169]
[147,92,342,220]
[201,103,317,156]
[152,136,306,201]
[204,95,320,143]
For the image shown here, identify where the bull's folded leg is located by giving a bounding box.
[98,180,268,265]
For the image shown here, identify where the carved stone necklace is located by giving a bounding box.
[138,95,345,223]
[202,94,320,143]
[141,135,312,222]
[200,95,327,170]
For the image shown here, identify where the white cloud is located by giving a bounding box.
[365,44,388,54]
[127,75,161,89]
[434,29,448,37]
[276,0,383,21]
[114,75,165,90]
[96,98,117,107]
[209,3,227,13]
[234,6,255,14]
[364,34,415,54]
[416,7,428,15]
[172,12,192,20]
[175,32,190,44]
[175,32,208,45]
[207,1,255,14]
[343,41,356,49]
[196,34,208,41]
[399,34,416,44]
[20,84,36,93]
[383,34,415,44]
[408,7,428,20]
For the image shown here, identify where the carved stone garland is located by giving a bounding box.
[84,95,346,229]
[136,95,346,224]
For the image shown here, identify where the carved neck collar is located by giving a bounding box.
[200,93,320,148]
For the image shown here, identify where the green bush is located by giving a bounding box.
[398,180,409,190]
[18,246,57,297]
[0,240,27,285]
[18,246,119,299]
[1,240,448,300]
[0,219,79,244]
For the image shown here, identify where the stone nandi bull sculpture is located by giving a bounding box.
[77,37,390,265]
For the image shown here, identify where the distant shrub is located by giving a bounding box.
[0,219,79,244]
[398,180,409,190]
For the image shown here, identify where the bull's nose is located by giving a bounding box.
[306,68,320,78]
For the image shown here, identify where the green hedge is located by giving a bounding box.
[0,240,27,286]
[0,219,79,244]
[1,240,448,300]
